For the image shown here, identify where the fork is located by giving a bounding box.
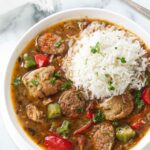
[123,0,150,19]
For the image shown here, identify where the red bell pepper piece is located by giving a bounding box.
[34,54,49,68]
[86,111,94,119]
[142,87,150,105]
[73,121,93,136]
[131,121,145,129]
[44,132,73,150]
[129,107,148,130]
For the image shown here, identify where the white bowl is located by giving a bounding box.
[2,8,150,150]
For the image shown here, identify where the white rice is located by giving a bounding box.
[63,21,149,100]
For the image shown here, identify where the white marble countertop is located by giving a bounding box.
[0,0,150,149]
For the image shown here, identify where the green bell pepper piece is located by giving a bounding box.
[116,125,136,143]
[47,103,61,119]
[23,53,36,68]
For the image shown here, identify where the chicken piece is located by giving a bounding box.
[99,92,134,121]
[26,104,43,122]
[22,66,61,98]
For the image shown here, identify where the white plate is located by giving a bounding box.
[2,8,150,150]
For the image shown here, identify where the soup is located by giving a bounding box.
[11,19,150,150]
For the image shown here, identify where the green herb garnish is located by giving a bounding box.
[112,121,120,127]
[108,80,115,91]
[93,110,104,123]
[117,57,126,64]
[108,86,115,91]
[50,72,61,85]
[90,42,101,54]
[13,76,21,87]
[76,107,84,113]
[53,72,61,79]
[61,80,72,91]
[30,79,39,86]
[134,90,144,111]
[54,40,62,48]
[120,57,126,63]
[50,77,56,85]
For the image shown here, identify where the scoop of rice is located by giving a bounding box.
[63,21,149,100]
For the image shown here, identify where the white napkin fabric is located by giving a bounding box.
[0,0,150,15]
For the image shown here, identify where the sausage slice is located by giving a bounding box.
[91,122,115,150]
[58,90,85,118]
[37,32,66,55]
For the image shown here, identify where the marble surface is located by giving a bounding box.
[0,0,150,149]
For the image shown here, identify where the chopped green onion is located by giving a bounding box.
[93,110,104,123]
[134,90,144,111]
[53,72,61,79]
[108,80,113,85]
[90,42,101,54]
[50,77,56,85]
[61,80,72,91]
[117,57,126,64]
[108,80,115,91]
[76,107,84,113]
[30,79,39,86]
[54,40,62,48]
[50,72,61,85]
[108,86,115,91]
[13,76,21,87]
[120,57,126,63]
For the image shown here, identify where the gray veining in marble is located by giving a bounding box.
[0,0,150,149]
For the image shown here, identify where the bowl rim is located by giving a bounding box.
[1,7,150,150]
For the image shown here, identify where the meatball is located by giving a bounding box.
[99,92,134,121]
[91,122,115,150]
[22,66,61,98]
[37,32,66,55]
[58,90,85,118]
[26,104,43,122]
